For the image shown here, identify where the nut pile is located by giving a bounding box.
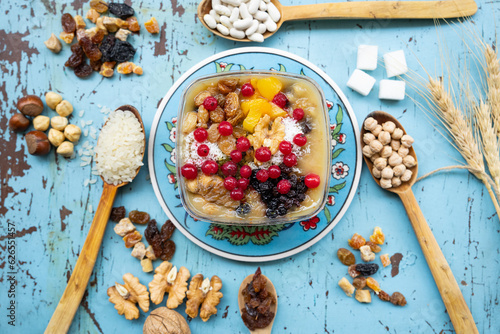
[9,93,82,158]
[337,227,407,306]
[362,117,416,189]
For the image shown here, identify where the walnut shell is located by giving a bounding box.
[143,307,191,334]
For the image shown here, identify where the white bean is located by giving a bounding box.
[233,17,253,30]
[257,23,267,34]
[239,3,252,19]
[220,15,233,28]
[212,0,222,6]
[248,0,260,14]
[230,28,245,39]
[227,4,234,11]
[214,4,231,16]
[229,7,240,22]
[203,14,217,29]
[216,23,230,35]
[259,0,267,11]
[254,10,268,21]
[267,2,281,22]
[248,32,264,42]
[245,19,259,36]
[209,9,221,23]
[222,0,241,6]
[264,16,277,32]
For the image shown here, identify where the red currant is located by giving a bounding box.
[268,165,281,179]
[218,121,233,136]
[193,128,208,142]
[236,137,251,152]
[277,179,292,194]
[239,165,252,178]
[230,188,245,201]
[293,108,305,121]
[201,160,218,175]
[293,133,307,146]
[197,144,210,157]
[181,163,197,179]
[238,178,250,190]
[255,147,271,162]
[279,141,292,155]
[230,149,242,163]
[221,161,238,176]
[224,176,237,191]
[305,173,321,188]
[256,169,269,182]
[283,153,297,167]
[241,83,255,97]
[272,92,288,108]
[203,96,218,111]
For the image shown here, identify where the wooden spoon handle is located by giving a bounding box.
[45,182,118,334]
[398,189,478,334]
[281,0,477,20]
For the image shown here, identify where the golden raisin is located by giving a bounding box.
[99,62,115,77]
[366,277,381,294]
[74,15,86,29]
[365,241,381,253]
[86,8,100,23]
[123,230,142,248]
[144,17,159,34]
[117,62,133,74]
[132,64,143,75]
[352,277,366,290]
[129,210,150,224]
[207,123,220,143]
[90,0,109,13]
[337,248,355,266]
[348,233,366,249]
[370,226,385,245]
[126,16,140,32]
[210,106,225,123]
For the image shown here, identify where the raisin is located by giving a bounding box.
[241,267,275,331]
[91,29,105,44]
[337,248,355,266]
[109,39,136,63]
[365,241,381,253]
[79,36,102,61]
[210,106,225,123]
[160,220,176,240]
[236,203,251,216]
[218,79,238,94]
[150,234,163,257]
[61,13,76,33]
[123,230,142,248]
[355,263,379,276]
[90,0,109,13]
[160,239,176,261]
[390,292,407,306]
[366,277,381,293]
[144,219,159,244]
[224,92,239,117]
[65,50,84,68]
[100,35,116,62]
[108,3,134,19]
[378,290,391,302]
[74,62,94,78]
[348,233,366,250]
[110,206,126,222]
[90,59,103,72]
[352,277,366,290]
[129,210,150,224]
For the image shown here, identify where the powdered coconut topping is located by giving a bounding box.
[182,132,226,167]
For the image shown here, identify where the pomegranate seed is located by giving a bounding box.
[241,83,255,97]
[283,153,297,167]
[230,188,245,201]
[236,137,251,152]
[197,144,210,157]
[256,169,269,182]
[255,147,271,162]
[293,108,305,121]
[203,96,218,111]
[224,176,237,191]
[272,92,288,108]
[279,141,292,155]
[221,161,238,176]
[193,128,208,142]
[293,133,307,146]
[230,149,242,163]
[268,165,281,179]
[181,163,197,179]
[277,179,292,194]
[239,165,252,178]
[238,178,250,190]
[305,173,321,188]
[201,160,218,175]
[218,121,233,136]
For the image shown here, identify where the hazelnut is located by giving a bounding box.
[48,129,65,147]
[64,124,82,142]
[9,113,30,132]
[33,115,50,131]
[55,100,73,117]
[17,95,44,117]
[45,91,63,110]
[25,131,51,155]
[44,33,62,53]
[57,141,74,157]
[51,116,68,131]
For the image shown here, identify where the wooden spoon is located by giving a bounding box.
[361,111,478,334]
[45,105,145,334]
[197,0,478,42]
[238,272,278,334]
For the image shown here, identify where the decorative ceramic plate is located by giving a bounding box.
[149,47,361,262]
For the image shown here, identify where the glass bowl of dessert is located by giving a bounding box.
[176,71,331,225]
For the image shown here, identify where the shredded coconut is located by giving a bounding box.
[182,132,227,167]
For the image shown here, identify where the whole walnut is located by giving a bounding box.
[143,307,191,334]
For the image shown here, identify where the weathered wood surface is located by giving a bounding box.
[1,0,499,333]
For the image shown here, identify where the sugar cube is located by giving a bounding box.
[383,50,408,78]
[379,80,406,100]
[357,45,378,71]
[347,69,376,96]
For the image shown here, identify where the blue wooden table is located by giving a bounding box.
[1,0,499,333]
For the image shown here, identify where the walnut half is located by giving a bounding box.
[107,273,150,320]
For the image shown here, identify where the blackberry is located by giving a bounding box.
[268,199,279,210]
[278,195,288,203]
[266,209,278,219]
[277,205,287,216]
[297,193,306,202]
[287,190,297,198]
[279,163,292,174]
[236,203,251,216]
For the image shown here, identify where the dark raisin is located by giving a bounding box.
[90,59,103,72]
[74,62,93,78]
[108,3,134,19]
[91,29,105,44]
[100,35,116,62]
[65,52,84,68]
[109,40,135,63]
[265,209,278,219]
[129,210,150,224]
[151,234,163,257]
[236,203,251,216]
[160,220,176,240]
[355,263,379,276]
[144,219,159,244]
[160,239,176,261]
[61,13,76,33]
[352,277,367,290]
[300,118,312,134]
[277,205,287,216]
[78,36,102,61]
[110,206,126,222]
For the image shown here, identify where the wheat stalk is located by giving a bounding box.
[484,45,500,136]
[474,101,500,189]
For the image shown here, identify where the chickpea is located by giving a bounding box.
[363,132,376,145]
[381,167,394,179]
[33,115,50,131]
[362,145,374,158]
[64,124,82,142]
[364,117,378,131]
[378,131,391,145]
[401,134,414,148]
[382,121,396,134]
[380,178,392,189]
[403,155,417,168]
[391,176,402,187]
[51,116,68,131]
[390,139,401,151]
[370,153,381,162]
[55,100,73,117]
[48,129,65,147]
[57,141,74,157]
[369,140,383,153]
[388,152,403,167]
[374,157,387,171]
[398,146,409,158]
[380,145,392,158]
[372,124,383,137]
[372,166,382,179]
[393,164,407,177]
[392,128,404,140]
[401,169,413,182]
